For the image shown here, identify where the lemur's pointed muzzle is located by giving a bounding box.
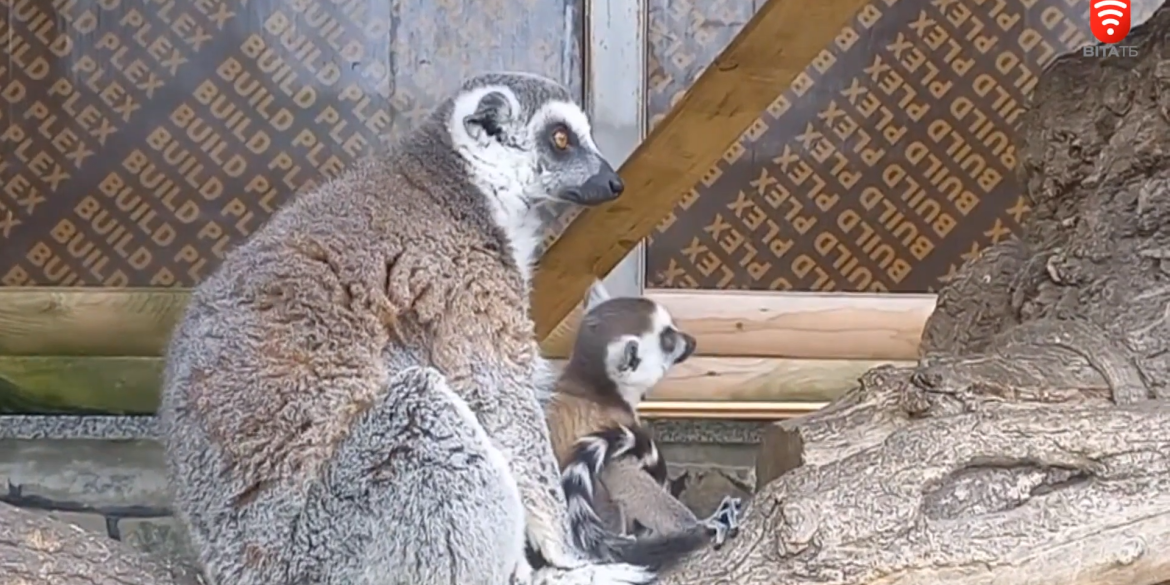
[676,332,697,364]
[565,159,624,206]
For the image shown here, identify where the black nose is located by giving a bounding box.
[608,174,624,195]
[593,160,624,196]
[567,160,626,206]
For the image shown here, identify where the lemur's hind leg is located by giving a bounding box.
[294,366,530,585]
[701,496,744,548]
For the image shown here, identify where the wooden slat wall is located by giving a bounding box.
[0,288,930,418]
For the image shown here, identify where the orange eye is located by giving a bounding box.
[552,127,571,150]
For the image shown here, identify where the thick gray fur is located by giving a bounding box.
[157,71,652,585]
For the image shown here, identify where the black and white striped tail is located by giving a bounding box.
[557,425,708,572]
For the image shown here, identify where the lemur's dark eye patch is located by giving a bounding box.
[659,329,676,354]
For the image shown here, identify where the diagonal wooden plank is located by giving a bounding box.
[531,0,871,340]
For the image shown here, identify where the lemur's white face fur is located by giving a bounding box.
[446,72,624,276]
[573,281,697,409]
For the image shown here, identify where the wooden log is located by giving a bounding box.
[0,502,205,585]
[0,287,933,360]
[662,9,1170,582]
[666,387,1170,584]
[0,355,898,418]
[529,0,872,340]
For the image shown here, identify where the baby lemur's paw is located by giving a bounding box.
[718,495,745,529]
[702,495,745,549]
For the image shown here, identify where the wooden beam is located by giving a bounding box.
[0,356,161,414]
[0,288,186,357]
[529,0,871,340]
[660,290,933,359]
[542,289,935,360]
[657,356,908,402]
[640,401,824,419]
[0,355,895,418]
[0,288,933,360]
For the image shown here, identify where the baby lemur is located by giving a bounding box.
[539,281,743,566]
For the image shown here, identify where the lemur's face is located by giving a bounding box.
[603,302,695,403]
[449,73,624,214]
[525,100,625,207]
[577,282,697,408]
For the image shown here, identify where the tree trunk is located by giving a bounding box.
[661,4,1170,585]
[0,502,205,584]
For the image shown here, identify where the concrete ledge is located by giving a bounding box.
[1,438,170,509]
[0,437,192,563]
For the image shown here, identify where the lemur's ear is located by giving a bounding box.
[584,278,612,312]
[617,340,640,372]
[463,90,514,142]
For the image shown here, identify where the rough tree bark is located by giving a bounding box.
[0,503,205,584]
[660,5,1170,585]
